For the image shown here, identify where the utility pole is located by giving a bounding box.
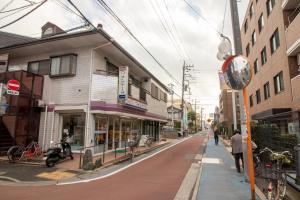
[229,1,255,199]
[181,61,193,136]
[168,83,175,129]
[200,107,203,131]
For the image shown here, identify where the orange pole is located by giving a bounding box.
[242,88,256,200]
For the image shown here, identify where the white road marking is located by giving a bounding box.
[58,136,193,185]
[0,176,20,182]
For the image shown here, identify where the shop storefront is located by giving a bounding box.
[92,114,159,154]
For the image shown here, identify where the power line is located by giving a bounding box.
[93,0,182,86]
[149,0,184,60]
[181,0,221,35]
[53,0,85,23]
[162,0,191,60]
[221,0,228,34]
[0,0,15,12]
[0,4,31,20]
[0,2,39,13]
[0,0,47,29]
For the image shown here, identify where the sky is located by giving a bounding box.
[0,0,249,115]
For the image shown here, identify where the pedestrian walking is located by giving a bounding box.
[231,129,244,173]
[213,128,219,145]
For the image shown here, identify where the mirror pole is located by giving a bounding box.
[242,88,256,200]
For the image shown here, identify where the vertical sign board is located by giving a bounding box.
[118,66,128,102]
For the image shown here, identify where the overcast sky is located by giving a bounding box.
[0,0,249,114]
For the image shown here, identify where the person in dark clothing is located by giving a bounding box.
[213,128,219,145]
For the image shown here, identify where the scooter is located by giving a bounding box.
[44,136,73,167]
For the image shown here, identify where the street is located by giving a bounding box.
[0,135,206,200]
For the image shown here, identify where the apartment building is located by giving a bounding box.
[241,0,300,134]
[0,22,168,155]
[219,89,240,136]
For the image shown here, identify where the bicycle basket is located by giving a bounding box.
[258,164,282,180]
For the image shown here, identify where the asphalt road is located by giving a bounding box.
[0,134,206,200]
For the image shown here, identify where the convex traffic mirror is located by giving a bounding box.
[222,55,252,90]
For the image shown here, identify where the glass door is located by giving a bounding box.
[94,116,108,154]
[114,118,120,149]
[108,117,114,150]
[121,120,131,148]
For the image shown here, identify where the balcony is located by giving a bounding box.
[282,0,299,10]
[291,75,300,103]
[285,11,300,56]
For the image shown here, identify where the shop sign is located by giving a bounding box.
[7,79,20,96]
[125,98,147,111]
[118,66,128,100]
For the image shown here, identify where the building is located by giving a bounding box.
[167,105,181,126]
[219,89,240,136]
[241,0,300,134]
[214,106,220,124]
[0,23,168,155]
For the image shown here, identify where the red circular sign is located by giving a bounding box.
[7,80,20,91]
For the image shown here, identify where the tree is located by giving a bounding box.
[187,111,196,121]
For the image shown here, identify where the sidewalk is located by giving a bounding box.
[197,138,258,200]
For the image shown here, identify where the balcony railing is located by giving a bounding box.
[287,2,300,25]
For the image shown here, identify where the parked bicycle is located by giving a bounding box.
[7,141,43,162]
[254,147,292,200]
[144,135,154,147]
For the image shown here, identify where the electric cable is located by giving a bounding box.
[0,2,39,14]
[92,0,182,86]
[0,0,15,12]
[0,0,47,29]
[221,0,228,34]
[0,4,32,21]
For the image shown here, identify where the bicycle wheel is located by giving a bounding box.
[274,173,287,200]
[7,146,22,162]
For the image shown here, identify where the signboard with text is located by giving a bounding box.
[125,97,147,111]
[118,66,128,101]
[7,79,20,96]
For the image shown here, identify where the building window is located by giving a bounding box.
[50,54,77,77]
[270,28,280,54]
[250,3,254,19]
[256,89,261,104]
[266,0,275,16]
[106,60,118,76]
[151,83,159,99]
[244,19,248,33]
[263,82,270,100]
[249,95,253,107]
[246,43,250,56]
[251,30,256,46]
[254,59,259,74]
[28,59,50,75]
[258,14,264,33]
[140,88,146,102]
[274,71,284,94]
[261,46,267,65]
[62,114,85,150]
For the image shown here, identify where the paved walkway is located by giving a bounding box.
[197,138,258,200]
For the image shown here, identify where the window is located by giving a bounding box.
[258,14,264,32]
[50,54,77,77]
[274,71,284,94]
[140,87,146,101]
[106,60,118,76]
[251,30,256,46]
[263,82,270,99]
[270,29,280,54]
[256,89,261,104]
[266,0,275,15]
[250,3,254,19]
[244,19,248,33]
[246,43,250,56]
[249,95,253,107]
[254,59,259,74]
[261,47,267,65]
[28,59,50,75]
[151,83,159,99]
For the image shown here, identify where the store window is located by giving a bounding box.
[121,120,131,148]
[95,117,108,153]
[62,114,85,150]
[114,118,120,148]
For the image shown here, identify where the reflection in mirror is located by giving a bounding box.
[222,56,252,90]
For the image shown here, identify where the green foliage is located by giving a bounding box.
[251,122,298,156]
[187,111,196,121]
[174,121,181,131]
